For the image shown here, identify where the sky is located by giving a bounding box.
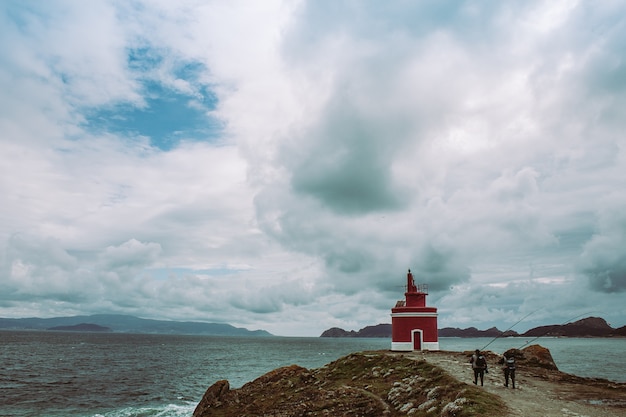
[1,1,625,337]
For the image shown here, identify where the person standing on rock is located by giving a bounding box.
[499,352,516,388]
[470,349,488,386]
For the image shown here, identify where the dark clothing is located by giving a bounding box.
[470,353,488,386]
[473,368,485,386]
[499,354,516,388]
[504,367,516,388]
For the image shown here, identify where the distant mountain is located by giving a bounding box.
[48,323,112,332]
[320,317,624,339]
[320,324,517,338]
[320,327,355,337]
[0,314,273,336]
[520,317,620,338]
[438,327,519,338]
[321,324,391,338]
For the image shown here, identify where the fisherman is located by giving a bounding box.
[469,349,488,386]
[499,352,516,388]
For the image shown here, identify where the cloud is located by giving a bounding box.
[288,113,408,215]
[1,1,626,336]
[2,234,82,301]
[411,244,471,292]
[98,239,162,272]
[578,208,626,293]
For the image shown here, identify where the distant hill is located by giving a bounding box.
[520,317,621,338]
[320,317,624,338]
[439,327,519,338]
[48,323,112,332]
[320,324,517,338]
[0,314,273,336]
[320,324,391,338]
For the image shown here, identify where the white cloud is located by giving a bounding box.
[0,1,625,336]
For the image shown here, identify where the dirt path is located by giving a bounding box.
[408,350,626,417]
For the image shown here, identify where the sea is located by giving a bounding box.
[1,331,624,417]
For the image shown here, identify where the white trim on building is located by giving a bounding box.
[391,312,438,318]
[390,341,440,351]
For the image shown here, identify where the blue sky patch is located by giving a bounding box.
[84,60,222,151]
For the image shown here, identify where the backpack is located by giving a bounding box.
[505,356,516,369]
[476,355,486,368]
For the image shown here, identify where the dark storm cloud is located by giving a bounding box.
[288,98,409,215]
[410,244,471,292]
[585,266,626,293]
[324,247,374,274]
[579,210,626,293]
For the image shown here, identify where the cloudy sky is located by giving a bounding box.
[1,1,625,337]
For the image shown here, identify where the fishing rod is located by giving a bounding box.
[481,309,539,351]
[517,311,594,349]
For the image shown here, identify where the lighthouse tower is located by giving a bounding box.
[391,269,439,351]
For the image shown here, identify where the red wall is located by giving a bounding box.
[391,314,438,342]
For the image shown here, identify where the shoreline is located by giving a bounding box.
[193,345,626,417]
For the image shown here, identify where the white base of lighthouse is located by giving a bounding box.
[391,341,440,351]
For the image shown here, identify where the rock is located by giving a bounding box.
[519,345,558,370]
[192,352,505,417]
[494,345,558,373]
[193,380,230,416]
[193,347,626,416]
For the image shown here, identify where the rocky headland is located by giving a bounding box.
[320,316,626,338]
[321,323,393,338]
[193,344,626,417]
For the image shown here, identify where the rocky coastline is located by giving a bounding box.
[320,316,626,338]
[193,344,626,417]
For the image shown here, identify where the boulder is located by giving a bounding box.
[516,345,558,370]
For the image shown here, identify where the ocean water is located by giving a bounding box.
[1,331,624,417]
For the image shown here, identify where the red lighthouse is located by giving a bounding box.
[391,269,439,351]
